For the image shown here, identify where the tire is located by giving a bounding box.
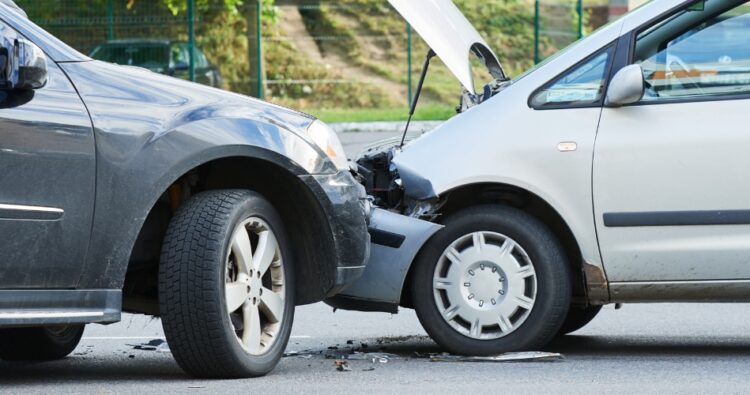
[159,190,295,378]
[0,325,85,361]
[411,205,571,355]
[557,305,602,336]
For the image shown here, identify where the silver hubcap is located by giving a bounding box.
[433,231,537,340]
[224,217,285,355]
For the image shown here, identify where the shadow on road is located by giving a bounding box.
[0,357,189,384]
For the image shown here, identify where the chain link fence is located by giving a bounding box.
[15,0,617,121]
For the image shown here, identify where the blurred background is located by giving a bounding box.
[15,0,646,122]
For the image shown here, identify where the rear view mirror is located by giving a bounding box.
[605,64,645,107]
[0,37,48,91]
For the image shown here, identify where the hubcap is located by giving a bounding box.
[433,231,537,340]
[224,217,285,355]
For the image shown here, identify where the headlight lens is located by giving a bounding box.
[307,120,350,171]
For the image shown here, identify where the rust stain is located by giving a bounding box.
[582,261,609,304]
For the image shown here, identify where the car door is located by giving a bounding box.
[594,0,750,284]
[0,21,96,288]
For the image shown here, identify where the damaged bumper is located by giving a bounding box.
[325,208,442,313]
[302,171,372,295]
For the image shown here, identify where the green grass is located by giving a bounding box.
[309,103,456,123]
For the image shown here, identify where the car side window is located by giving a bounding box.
[530,47,614,108]
[635,1,750,101]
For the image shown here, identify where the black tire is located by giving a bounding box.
[159,190,295,378]
[0,325,84,361]
[411,205,571,355]
[557,305,602,336]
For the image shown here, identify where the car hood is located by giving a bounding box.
[388,0,506,94]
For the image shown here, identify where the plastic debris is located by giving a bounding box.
[131,339,170,353]
[335,360,352,372]
[429,351,563,363]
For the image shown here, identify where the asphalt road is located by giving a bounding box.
[4,130,750,393]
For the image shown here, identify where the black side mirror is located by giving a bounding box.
[0,37,48,91]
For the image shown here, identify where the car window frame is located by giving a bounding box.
[528,41,618,111]
[620,0,750,106]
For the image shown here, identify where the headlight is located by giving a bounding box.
[307,120,350,171]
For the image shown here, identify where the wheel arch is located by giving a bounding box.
[401,182,595,308]
[116,150,339,315]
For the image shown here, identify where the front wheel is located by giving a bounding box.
[0,325,85,361]
[411,205,571,355]
[159,190,295,378]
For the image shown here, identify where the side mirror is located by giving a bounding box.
[0,38,47,91]
[605,64,645,107]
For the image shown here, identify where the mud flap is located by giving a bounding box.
[325,208,442,313]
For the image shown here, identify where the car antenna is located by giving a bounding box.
[400,49,436,149]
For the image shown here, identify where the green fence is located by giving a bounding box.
[15,0,613,122]
[534,0,610,64]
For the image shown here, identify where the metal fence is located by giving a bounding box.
[15,0,615,117]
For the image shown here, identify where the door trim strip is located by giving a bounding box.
[603,210,750,227]
[0,203,64,220]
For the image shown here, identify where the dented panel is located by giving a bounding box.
[326,209,442,312]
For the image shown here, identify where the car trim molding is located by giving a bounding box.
[603,210,750,227]
[0,203,64,220]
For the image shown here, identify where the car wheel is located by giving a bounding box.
[0,325,85,361]
[159,190,294,378]
[411,205,571,355]
[557,305,602,336]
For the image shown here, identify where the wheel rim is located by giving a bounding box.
[432,231,537,340]
[224,217,285,356]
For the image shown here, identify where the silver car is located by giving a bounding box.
[328,0,750,355]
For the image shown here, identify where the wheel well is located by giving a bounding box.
[122,156,336,315]
[400,183,586,308]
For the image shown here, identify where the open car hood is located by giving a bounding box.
[389,0,506,94]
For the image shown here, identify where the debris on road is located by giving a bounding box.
[130,339,171,353]
[335,360,352,372]
[429,352,564,363]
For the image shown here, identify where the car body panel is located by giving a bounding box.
[595,91,750,283]
[0,50,95,288]
[388,0,504,93]
[326,208,442,312]
[57,60,347,290]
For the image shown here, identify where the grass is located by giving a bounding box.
[308,103,456,123]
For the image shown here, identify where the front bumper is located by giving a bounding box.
[301,171,371,295]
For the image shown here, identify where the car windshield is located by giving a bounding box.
[90,43,170,72]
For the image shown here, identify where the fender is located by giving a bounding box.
[59,61,336,289]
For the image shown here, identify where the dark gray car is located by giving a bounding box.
[0,4,369,378]
[89,39,223,88]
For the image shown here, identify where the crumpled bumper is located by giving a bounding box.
[325,208,442,313]
[301,171,372,295]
